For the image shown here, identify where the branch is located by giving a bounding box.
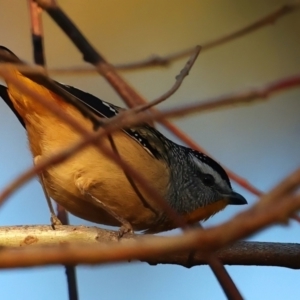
[28,0,45,65]
[27,3,78,299]
[32,0,261,200]
[137,46,201,112]
[35,0,148,109]
[0,64,187,231]
[48,1,300,74]
[148,241,300,269]
[162,74,300,119]
[0,166,299,271]
[1,8,261,199]
[4,2,299,296]
[0,226,300,269]
[1,66,299,208]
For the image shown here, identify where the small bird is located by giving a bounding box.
[0,46,247,234]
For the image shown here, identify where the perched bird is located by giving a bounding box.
[0,46,247,234]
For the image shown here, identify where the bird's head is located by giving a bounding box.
[167,147,247,224]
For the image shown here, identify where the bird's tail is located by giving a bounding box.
[0,46,56,119]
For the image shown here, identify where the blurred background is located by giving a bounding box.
[0,0,299,299]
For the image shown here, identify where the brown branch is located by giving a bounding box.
[0,163,299,271]
[0,64,187,231]
[28,0,45,65]
[48,1,300,74]
[2,55,236,299]
[0,66,299,213]
[1,66,299,208]
[137,46,201,112]
[0,18,261,195]
[56,205,78,300]
[0,226,300,269]
[147,241,300,269]
[33,0,297,198]
[27,4,78,299]
[6,2,299,295]
[162,74,300,119]
[34,0,147,109]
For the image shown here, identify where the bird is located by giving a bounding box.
[0,46,247,234]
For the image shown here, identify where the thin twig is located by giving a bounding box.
[34,0,297,197]
[27,4,78,299]
[33,0,297,197]
[5,2,298,296]
[0,65,187,231]
[1,67,299,208]
[3,54,236,299]
[34,0,145,108]
[56,205,78,300]
[33,0,261,202]
[48,1,300,74]
[0,48,262,198]
[137,46,201,112]
[28,0,46,65]
[107,135,157,215]
[161,74,300,119]
[206,256,243,300]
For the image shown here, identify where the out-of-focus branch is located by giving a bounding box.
[137,46,201,112]
[34,0,147,109]
[28,0,45,65]
[27,3,78,299]
[162,74,300,119]
[6,2,300,296]
[2,66,298,217]
[48,2,300,75]
[32,0,261,202]
[0,165,299,272]
[0,65,299,208]
[0,64,187,231]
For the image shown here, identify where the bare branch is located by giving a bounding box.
[0,226,299,269]
[137,46,201,111]
[147,241,300,269]
[0,17,261,195]
[0,64,187,231]
[34,0,147,109]
[1,66,299,208]
[27,4,78,298]
[28,0,45,65]
[162,74,300,119]
[48,2,300,74]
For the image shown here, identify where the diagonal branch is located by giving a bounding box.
[137,46,201,111]
[0,64,187,231]
[1,68,297,300]
[0,66,299,209]
[48,1,300,74]
[32,0,261,199]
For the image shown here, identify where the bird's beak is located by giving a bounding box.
[223,191,247,205]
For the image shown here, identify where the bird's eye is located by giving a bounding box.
[202,174,215,186]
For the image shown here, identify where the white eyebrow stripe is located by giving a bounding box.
[190,154,229,190]
[191,155,218,176]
